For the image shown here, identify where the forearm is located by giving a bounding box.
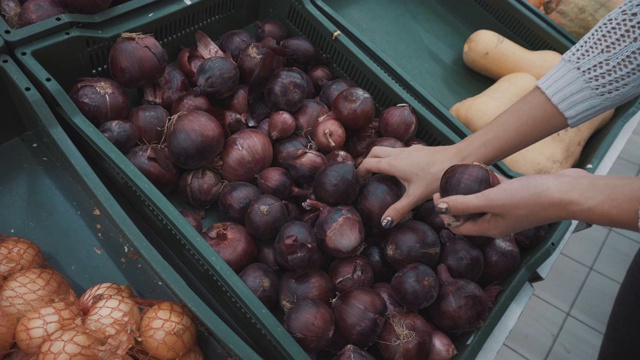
[557,172,640,231]
[452,87,568,166]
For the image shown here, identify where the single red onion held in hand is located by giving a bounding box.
[356,174,405,236]
[429,264,489,334]
[384,220,440,270]
[68,77,131,127]
[201,222,257,273]
[332,287,387,349]
[439,163,500,222]
[109,32,168,88]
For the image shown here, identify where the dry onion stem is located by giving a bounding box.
[377,313,416,345]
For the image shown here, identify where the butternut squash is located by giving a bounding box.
[450,72,614,175]
[462,29,562,81]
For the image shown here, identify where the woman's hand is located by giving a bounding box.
[356,144,467,229]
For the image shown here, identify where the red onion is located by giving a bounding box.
[284,299,335,353]
[177,168,223,210]
[98,120,138,153]
[479,234,521,285]
[334,345,376,360]
[273,220,318,271]
[331,87,375,131]
[332,287,387,349]
[382,219,442,271]
[239,262,279,309]
[228,85,249,116]
[126,145,180,193]
[374,311,433,360]
[127,104,169,145]
[1,0,20,28]
[294,99,329,136]
[256,243,280,272]
[220,110,247,137]
[201,222,257,273]
[356,174,405,236]
[413,200,446,233]
[194,56,240,100]
[277,36,325,70]
[304,200,365,258]
[279,148,327,186]
[307,65,334,93]
[319,78,356,108]
[438,229,484,282]
[390,263,439,310]
[256,167,311,200]
[18,0,66,28]
[279,268,334,313]
[273,135,312,166]
[268,111,296,141]
[109,33,168,88]
[364,245,395,283]
[326,149,355,165]
[244,194,290,242]
[218,182,262,224]
[61,0,111,14]
[424,322,458,360]
[142,65,191,110]
[372,282,405,315]
[439,163,500,221]
[310,113,346,153]
[177,47,205,86]
[170,92,217,116]
[329,256,374,293]
[344,118,379,159]
[219,29,255,62]
[264,67,310,113]
[429,264,489,333]
[166,110,225,170]
[237,41,271,84]
[220,129,273,182]
[255,19,289,43]
[514,224,549,251]
[377,104,418,142]
[312,162,359,206]
[68,77,130,126]
[180,209,203,232]
[484,283,505,308]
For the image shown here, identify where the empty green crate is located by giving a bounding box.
[0,53,258,359]
[13,0,579,358]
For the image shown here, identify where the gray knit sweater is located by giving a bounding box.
[537,0,640,128]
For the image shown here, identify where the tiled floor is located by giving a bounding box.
[495,120,640,360]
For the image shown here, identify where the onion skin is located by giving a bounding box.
[390,263,439,310]
[377,104,418,142]
[217,181,262,224]
[68,77,131,127]
[1,0,21,29]
[384,220,440,270]
[166,110,225,170]
[84,295,140,354]
[99,120,138,153]
[439,163,500,221]
[264,67,310,113]
[139,301,198,359]
[126,145,180,194]
[438,229,484,282]
[0,306,16,357]
[312,162,359,206]
[273,220,318,271]
[479,234,521,285]
[284,299,335,353]
[0,235,47,278]
[329,256,374,293]
[239,262,279,309]
[429,264,489,334]
[178,167,224,210]
[194,56,240,100]
[332,87,375,131]
[356,174,405,237]
[38,324,105,359]
[18,0,67,28]
[220,129,273,183]
[332,287,387,349]
[278,268,334,313]
[374,311,433,360]
[202,222,257,273]
[109,33,168,88]
[78,282,134,315]
[244,194,290,242]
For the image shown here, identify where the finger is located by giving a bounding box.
[446,217,491,237]
[367,146,402,159]
[434,193,490,217]
[380,194,423,230]
[356,158,391,181]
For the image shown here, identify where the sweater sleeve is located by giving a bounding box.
[537,0,640,127]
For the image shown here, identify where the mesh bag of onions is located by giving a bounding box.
[0,234,204,359]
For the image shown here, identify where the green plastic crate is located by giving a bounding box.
[0,0,159,50]
[311,0,640,178]
[13,0,575,358]
[0,53,258,360]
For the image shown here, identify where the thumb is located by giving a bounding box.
[380,194,422,230]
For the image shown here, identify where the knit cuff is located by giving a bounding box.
[537,60,607,128]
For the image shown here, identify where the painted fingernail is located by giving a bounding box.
[381,217,394,229]
[444,216,462,228]
[435,202,450,215]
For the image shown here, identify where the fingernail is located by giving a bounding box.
[435,202,450,215]
[381,217,394,229]
[444,216,462,228]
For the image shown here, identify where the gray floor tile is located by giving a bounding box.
[533,254,590,312]
[505,296,566,359]
[593,231,640,282]
[547,317,603,360]
[561,226,609,267]
[607,157,640,176]
[618,132,640,164]
[611,227,640,244]
[495,345,527,360]
[570,271,621,333]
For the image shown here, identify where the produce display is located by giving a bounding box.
[526,0,624,39]
[450,29,614,175]
[0,235,203,359]
[61,19,555,359]
[0,0,131,29]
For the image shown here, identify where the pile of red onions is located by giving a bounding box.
[66,20,553,360]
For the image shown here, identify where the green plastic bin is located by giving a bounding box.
[0,53,258,359]
[0,0,159,51]
[310,0,640,178]
[13,0,577,358]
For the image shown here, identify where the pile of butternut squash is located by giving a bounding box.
[449,29,614,175]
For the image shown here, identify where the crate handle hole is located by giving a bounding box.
[1,59,7,64]
[3,30,10,35]
[24,87,31,92]
[46,77,52,82]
